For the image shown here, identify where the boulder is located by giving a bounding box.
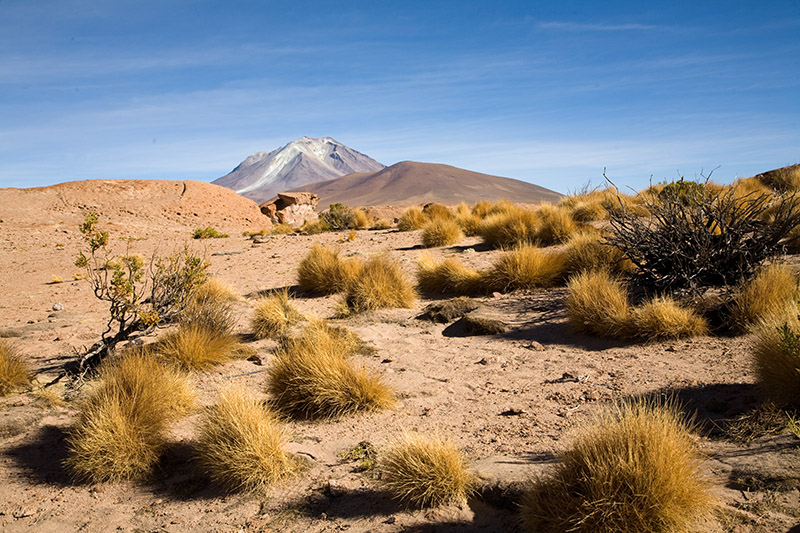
[259,192,319,226]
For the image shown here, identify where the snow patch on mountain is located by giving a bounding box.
[214,137,384,202]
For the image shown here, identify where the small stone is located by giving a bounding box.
[499,408,526,416]
[384,516,396,524]
[527,341,545,351]
[327,479,346,497]
[52,302,64,311]
[491,292,502,298]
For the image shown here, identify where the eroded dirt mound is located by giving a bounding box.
[0,179,271,232]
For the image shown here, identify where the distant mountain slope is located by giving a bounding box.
[213,137,384,202]
[291,161,563,207]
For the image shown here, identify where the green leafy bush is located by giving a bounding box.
[75,213,209,370]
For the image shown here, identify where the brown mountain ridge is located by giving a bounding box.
[289,161,562,207]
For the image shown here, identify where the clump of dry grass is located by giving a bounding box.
[487,244,567,291]
[195,386,298,495]
[478,208,539,249]
[271,222,294,235]
[341,255,416,314]
[566,270,631,339]
[398,207,427,231]
[296,244,363,294]
[454,202,482,236]
[371,219,392,230]
[65,352,194,482]
[0,339,30,396]
[470,200,493,218]
[381,432,474,507]
[758,164,800,192]
[630,296,709,341]
[730,176,773,199]
[535,204,578,246]
[563,231,631,274]
[752,314,800,405]
[521,400,713,533]
[729,263,799,332]
[182,279,238,336]
[422,203,454,222]
[252,289,302,339]
[421,218,464,248]
[193,277,241,303]
[560,191,609,222]
[353,209,369,229]
[157,324,241,371]
[486,199,518,216]
[601,188,650,217]
[416,254,485,295]
[267,322,395,418]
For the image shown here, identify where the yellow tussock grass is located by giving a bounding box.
[193,277,241,302]
[752,314,800,405]
[157,324,240,371]
[488,244,567,291]
[570,199,608,222]
[630,296,709,341]
[0,339,30,396]
[353,209,369,229]
[65,352,194,482]
[730,263,799,332]
[566,270,631,339]
[600,188,649,217]
[271,222,294,234]
[398,207,427,231]
[522,399,713,533]
[470,200,493,218]
[422,203,454,222]
[564,231,631,274]
[757,164,800,192]
[478,208,539,249]
[182,279,237,336]
[267,322,395,418]
[416,254,485,295]
[381,432,474,508]
[486,199,518,216]
[454,202,483,236]
[252,289,302,339]
[421,218,464,248]
[296,243,363,294]
[535,204,578,246]
[195,386,298,495]
[342,255,416,313]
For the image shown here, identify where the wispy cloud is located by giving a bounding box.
[537,21,660,32]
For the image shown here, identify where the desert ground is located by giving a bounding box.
[1,181,799,532]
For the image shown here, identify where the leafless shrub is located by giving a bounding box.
[605,179,800,293]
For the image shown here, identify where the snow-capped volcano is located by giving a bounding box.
[213,137,384,202]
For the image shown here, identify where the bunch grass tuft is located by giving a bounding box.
[195,386,298,495]
[65,352,194,482]
[381,432,474,507]
[521,399,713,532]
[0,339,30,396]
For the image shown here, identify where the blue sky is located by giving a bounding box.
[1,1,798,194]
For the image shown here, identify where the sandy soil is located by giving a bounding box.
[1,182,799,532]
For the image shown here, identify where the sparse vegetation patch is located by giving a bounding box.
[195,386,298,495]
[0,339,30,396]
[381,432,474,507]
[521,400,713,532]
